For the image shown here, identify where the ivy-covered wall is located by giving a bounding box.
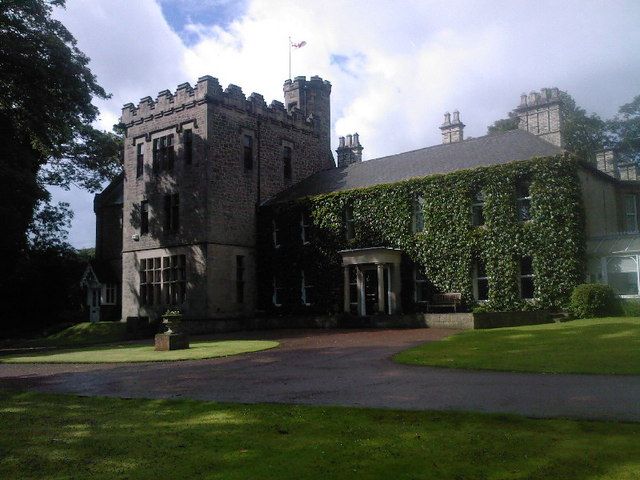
[258,154,585,313]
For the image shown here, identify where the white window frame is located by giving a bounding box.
[516,181,532,222]
[345,205,355,240]
[471,190,485,227]
[624,194,638,233]
[519,256,535,299]
[604,255,640,298]
[472,261,489,302]
[102,283,117,305]
[272,219,281,248]
[413,267,429,304]
[300,211,311,244]
[272,276,283,307]
[301,270,313,306]
[412,196,425,233]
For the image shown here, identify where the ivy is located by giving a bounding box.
[258,154,585,313]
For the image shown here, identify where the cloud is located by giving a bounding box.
[50,0,640,247]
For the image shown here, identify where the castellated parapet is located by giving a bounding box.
[121,75,329,135]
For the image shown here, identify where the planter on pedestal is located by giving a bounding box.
[155,311,189,351]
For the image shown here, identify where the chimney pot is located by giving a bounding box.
[452,110,460,124]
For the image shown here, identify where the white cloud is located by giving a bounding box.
[49,0,640,247]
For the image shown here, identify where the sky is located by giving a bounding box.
[51,0,640,248]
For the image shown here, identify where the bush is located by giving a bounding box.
[619,299,640,317]
[569,284,617,318]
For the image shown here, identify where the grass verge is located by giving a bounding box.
[0,391,639,479]
[0,340,279,363]
[394,317,640,374]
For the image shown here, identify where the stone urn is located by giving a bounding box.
[155,310,189,351]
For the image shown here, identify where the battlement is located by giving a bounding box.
[121,75,325,131]
[283,75,332,94]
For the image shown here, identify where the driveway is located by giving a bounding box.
[1,328,639,421]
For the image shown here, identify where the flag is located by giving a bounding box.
[291,40,307,48]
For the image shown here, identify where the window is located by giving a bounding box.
[163,255,186,305]
[520,256,535,299]
[164,193,179,232]
[136,143,144,178]
[414,268,429,304]
[474,260,489,301]
[516,181,531,221]
[183,129,193,165]
[283,146,292,180]
[624,194,638,233]
[345,205,355,240]
[152,134,175,173]
[301,270,313,305]
[140,257,162,306]
[606,256,639,296]
[236,255,245,303]
[472,190,485,226]
[272,219,281,248]
[243,134,253,170]
[140,201,149,235]
[102,283,117,305]
[272,276,283,307]
[412,196,425,233]
[300,211,312,244]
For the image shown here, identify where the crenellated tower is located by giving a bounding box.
[283,76,332,149]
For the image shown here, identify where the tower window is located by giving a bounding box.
[136,143,144,178]
[300,211,312,244]
[164,193,179,233]
[243,135,253,170]
[283,146,292,180]
[152,134,175,172]
[183,129,193,165]
[140,201,149,235]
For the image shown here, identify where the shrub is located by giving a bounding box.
[620,299,640,317]
[569,284,617,318]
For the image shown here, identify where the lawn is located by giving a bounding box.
[0,391,638,479]
[394,317,640,374]
[0,340,279,363]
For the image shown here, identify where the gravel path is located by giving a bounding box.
[1,328,639,421]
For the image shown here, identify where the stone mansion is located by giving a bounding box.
[85,75,640,325]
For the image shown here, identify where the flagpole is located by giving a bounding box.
[288,36,291,80]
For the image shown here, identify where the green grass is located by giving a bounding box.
[27,322,129,348]
[0,391,638,479]
[395,317,640,374]
[0,340,279,363]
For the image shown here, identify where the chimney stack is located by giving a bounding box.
[440,110,464,144]
[514,88,563,148]
[336,132,363,168]
[595,150,619,179]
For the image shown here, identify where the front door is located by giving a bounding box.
[363,269,378,315]
[89,287,101,323]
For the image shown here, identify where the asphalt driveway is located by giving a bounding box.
[1,328,639,421]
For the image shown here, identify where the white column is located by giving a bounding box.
[377,263,385,314]
[343,266,351,313]
[356,267,365,316]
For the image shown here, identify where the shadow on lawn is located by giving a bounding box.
[0,391,639,479]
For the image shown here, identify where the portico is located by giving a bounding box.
[339,248,403,316]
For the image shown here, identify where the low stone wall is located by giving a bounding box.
[127,309,553,335]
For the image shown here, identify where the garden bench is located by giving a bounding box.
[429,293,462,312]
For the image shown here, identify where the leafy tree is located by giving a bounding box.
[608,95,640,164]
[0,0,121,329]
[486,89,607,162]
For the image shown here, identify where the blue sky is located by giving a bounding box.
[53,0,640,249]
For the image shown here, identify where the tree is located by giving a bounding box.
[486,89,607,162]
[0,0,121,329]
[608,95,640,164]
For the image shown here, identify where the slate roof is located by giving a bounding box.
[268,129,563,204]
